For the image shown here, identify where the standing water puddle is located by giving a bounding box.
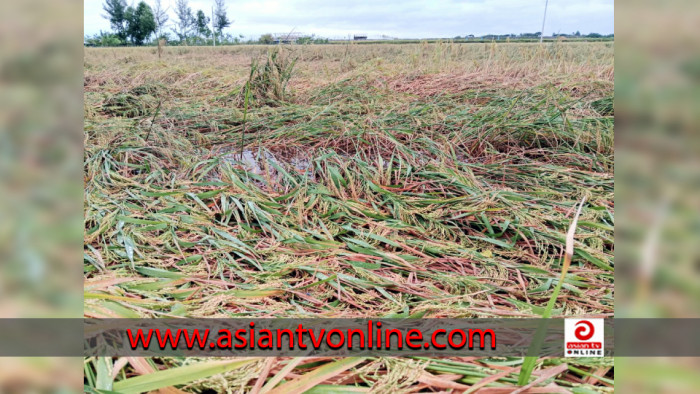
[218,148,313,180]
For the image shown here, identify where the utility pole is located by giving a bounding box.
[540,0,549,43]
[212,6,216,46]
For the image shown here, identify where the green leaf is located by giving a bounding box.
[268,358,366,394]
[95,357,114,391]
[113,359,259,394]
[136,266,185,279]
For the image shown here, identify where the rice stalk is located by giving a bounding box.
[517,196,587,386]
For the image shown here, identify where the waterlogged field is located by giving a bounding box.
[84,42,614,392]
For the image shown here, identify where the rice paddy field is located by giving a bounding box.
[84,42,614,392]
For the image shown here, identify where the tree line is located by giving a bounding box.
[90,0,232,46]
[455,31,614,40]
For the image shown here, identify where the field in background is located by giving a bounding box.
[84,42,614,392]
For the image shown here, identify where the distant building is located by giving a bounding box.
[272,32,304,44]
[353,35,367,40]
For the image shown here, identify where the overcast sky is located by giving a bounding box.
[84,0,614,39]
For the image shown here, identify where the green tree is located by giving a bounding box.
[102,0,128,42]
[195,10,211,39]
[213,0,231,36]
[173,0,195,43]
[125,1,156,45]
[259,33,274,44]
[86,31,124,47]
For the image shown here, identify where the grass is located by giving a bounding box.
[84,42,614,392]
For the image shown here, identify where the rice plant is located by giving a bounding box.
[84,42,614,392]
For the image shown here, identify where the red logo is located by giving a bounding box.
[565,318,603,357]
[574,320,594,340]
